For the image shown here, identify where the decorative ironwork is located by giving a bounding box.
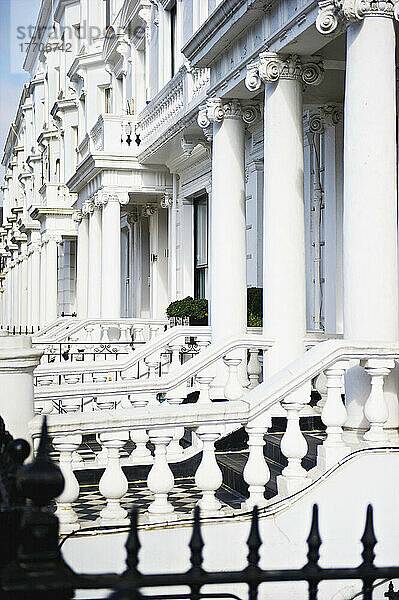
[0,416,398,598]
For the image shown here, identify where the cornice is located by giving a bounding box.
[316,0,399,34]
[182,0,278,67]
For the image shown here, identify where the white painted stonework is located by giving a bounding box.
[1,0,399,590]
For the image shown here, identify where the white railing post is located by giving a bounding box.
[242,423,270,509]
[195,426,228,515]
[130,429,151,462]
[277,384,311,496]
[84,325,94,342]
[146,428,177,521]
[167,426,185,460]
[168,343,182,373]
[363,358,395,443]
[223,350,244,400]
[314,371,328,413]
[247,348,262,389]
[119,324,131,342]
[165,383,187,405]
[53,434,82,534]
[101,324,111,343]
[317,361,350,471]
[145,356,160,380]
[196,373,215,404]
[98,430,130,525]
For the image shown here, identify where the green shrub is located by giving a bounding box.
[166,296,208,319]
[247,287,262,326]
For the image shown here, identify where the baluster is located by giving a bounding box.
[166,382,187,405]
[133,325,145,348]
[98,431,130,525]
[196,373,215,404]
[150,324,160,339]
[145,355,160,380]
[146,428,177,521]
[84,325,94,342]
[363,358,394,444]
[242,424,270,509]
[95,432,108,465]
[168,343,182,373]
[277,386,311,496]
[53,434,82,534]
[314,371,328,413]
[167,426,185,460]
[223,350,244,400]
[101,324,111,343]
[195,426,228,515]
[247,348,262,389]
[119,324,131,343]
[130,429,151,462]
[317,361,350,471]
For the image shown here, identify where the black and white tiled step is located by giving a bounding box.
[71,477,246,522]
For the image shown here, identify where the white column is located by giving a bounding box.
[27,249,33,329]
[343,12,398,341]
[31,244,41,330]
[317,3,399,439]
[20,250,28,330]
[39,241,47,326]
[45,234,60,324]
[87,198,102,318]
[101,191,128,318]
[197,99,248,345]
[75,210,89,318]
[246,54,323,376]
[0,332,42,442]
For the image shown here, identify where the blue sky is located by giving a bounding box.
[0,0,42,171]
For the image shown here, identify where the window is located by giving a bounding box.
[105,0,111,28]
[170,2,177,78]
[104,86,112,113]
[194,195,208,299]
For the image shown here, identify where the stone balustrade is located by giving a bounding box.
[34,326,212,387]
[81,114,138,162]
[136,65,210,154]
[29,339,399,533]
[32,316,168,344]
[33,334,267,413]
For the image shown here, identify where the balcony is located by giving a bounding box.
[136,66,210,156]
[76,114,138,167]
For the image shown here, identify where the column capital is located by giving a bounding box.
[97,190,130,207]
[245,53,324,91]
[197,99,260,133]
[82,200,94,214]
[304,104,343,136]
[316,0,399,35]
[72,210,83,224]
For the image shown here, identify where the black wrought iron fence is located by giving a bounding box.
[0,416,398,599]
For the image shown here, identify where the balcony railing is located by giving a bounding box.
[136,66,210,152]
[77,114,138,165]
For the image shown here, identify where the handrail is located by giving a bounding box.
[34,325,211,377]
[247,338,399,420]
[32,338,399,434]
[34,333,271,401]
[32,317,168,343]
